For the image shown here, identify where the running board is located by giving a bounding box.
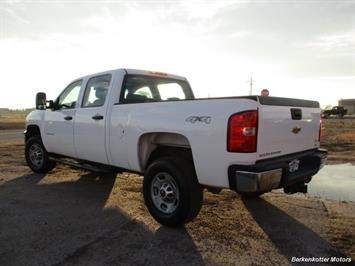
[49,156,114,173]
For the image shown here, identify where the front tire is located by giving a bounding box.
[25,136,56,173]
[143,156,203,227]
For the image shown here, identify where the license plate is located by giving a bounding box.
[289,159,300,173]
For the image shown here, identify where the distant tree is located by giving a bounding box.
[324,104,332,110]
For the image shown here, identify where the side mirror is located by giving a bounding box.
[47,100,56,109]
[36,92,46,110]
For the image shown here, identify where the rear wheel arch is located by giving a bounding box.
[138,132,194,170]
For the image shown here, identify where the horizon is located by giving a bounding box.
[1,0,354,109]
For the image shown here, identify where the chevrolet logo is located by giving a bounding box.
[292,126,302,134]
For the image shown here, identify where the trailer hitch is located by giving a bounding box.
[284,182,308,194]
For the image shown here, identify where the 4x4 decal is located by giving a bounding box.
[185,116,211,124]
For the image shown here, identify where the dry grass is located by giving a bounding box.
[321,118,355,162]
[0,109,32,130]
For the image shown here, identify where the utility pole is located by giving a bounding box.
[247,77,255,95]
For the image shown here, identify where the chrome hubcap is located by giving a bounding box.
[29,143,44,168]
[151,172,179,214]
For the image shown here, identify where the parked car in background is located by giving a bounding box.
[322,106,347,118]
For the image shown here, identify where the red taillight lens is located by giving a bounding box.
[319,114,323,142]
[227,110,258,152]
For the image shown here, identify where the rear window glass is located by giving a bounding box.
[120,75,193,104]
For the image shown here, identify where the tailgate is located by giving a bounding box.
[257,97,321,160]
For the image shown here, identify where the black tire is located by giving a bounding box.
[25,136,56,173]
[143,156,203,227]
[240,191,265,198]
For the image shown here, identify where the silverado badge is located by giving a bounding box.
[292,126,301,134]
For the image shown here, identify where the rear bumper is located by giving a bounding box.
[228,148,327,193]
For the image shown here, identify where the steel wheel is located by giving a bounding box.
[150,172,180,214]
[29,143,44,169]
[25,136,56,173]
[143,156,203,227]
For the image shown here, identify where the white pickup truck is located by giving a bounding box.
[25,68,327,226]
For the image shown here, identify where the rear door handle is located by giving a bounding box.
[92,114,104,120]
[64,116,72,121]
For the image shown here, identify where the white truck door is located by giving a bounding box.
[74,74,112,164]
[43,80,82,157]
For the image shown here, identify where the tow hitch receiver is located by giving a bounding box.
[284,182,308,194]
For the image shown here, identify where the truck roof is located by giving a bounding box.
[125,68,187,81]
[77,68,187,81]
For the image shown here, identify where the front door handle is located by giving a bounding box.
[64,116,72,121]
[92,114,104,120]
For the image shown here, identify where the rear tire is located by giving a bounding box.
[25,136,56,173]
[143,156,203,227]
[240,191,265,198]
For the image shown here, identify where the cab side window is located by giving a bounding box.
[57,80,82,109]
[82,74,111,108]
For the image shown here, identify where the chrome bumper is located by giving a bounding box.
[319,153,327,170]
[228,148,328,193]
[235,169,282,193]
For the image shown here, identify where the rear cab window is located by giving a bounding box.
[120,75,194,104]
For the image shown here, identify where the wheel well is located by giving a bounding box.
[138,133,193,170]
[146,146,193,168]
[25,125,41,142]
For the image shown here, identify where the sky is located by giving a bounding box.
[0,0,354,109]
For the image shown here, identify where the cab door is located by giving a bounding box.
[74,74,112,164]
[43,80,82,157]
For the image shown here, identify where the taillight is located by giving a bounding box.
[227,110,258,152]
[319,114,323,142]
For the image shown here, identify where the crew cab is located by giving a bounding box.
[25,68,327,226]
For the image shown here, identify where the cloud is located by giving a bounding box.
[179,0,245,20]
[1,6,30,24]
[304,32,355,54]
[226,30,250,39]
[0,0,354,108]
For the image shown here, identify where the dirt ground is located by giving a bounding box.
[0,139,354,266]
